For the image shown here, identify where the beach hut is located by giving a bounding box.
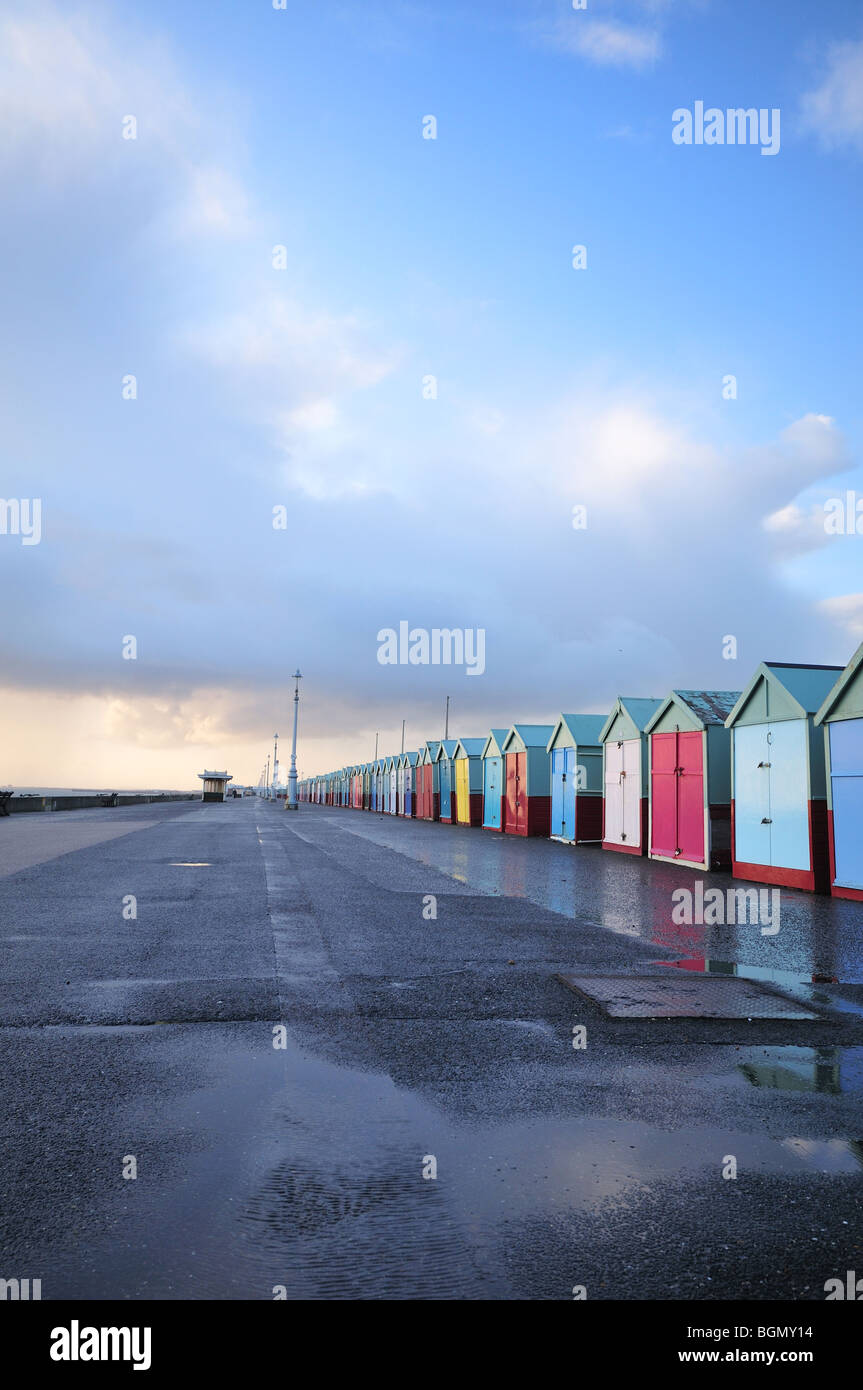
[417,741,441,820]
[645,690,740,872]
[599,698,663,855]
[198,770,232,803]
[502,725,554,836]
[435,740,459,823]
[726,663,842,893]
[481,729,510,831]
[387,755,398,815]
[396,756,406,815]
[401,752,419,817]
[815,643,863,900]
[546,714,607,844]
[362,764,371,810]
[452,738,485,825]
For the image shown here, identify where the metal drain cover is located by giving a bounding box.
[556,974,820,1020]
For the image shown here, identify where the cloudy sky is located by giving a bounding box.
[2,0,862,787]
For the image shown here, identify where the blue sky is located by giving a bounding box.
[1,0,862,784]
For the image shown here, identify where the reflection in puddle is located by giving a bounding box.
[738,1045,863,1097]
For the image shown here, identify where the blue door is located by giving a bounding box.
[551,748,577,840]
[768,720,809,871]
[439,759,452,820]
[405,773,412,817]
[483,757,502,828]
[830,719,863,890]
[733,724,771,866]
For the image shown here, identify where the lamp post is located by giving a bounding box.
[272,732,280,798]
[286,670,302,811]
[266,754,270,799]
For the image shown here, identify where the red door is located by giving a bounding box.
[505,752,526,833]
[650,731,704,862]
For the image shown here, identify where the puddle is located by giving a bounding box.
[738,1045,863,1095]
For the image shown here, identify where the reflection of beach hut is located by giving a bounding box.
[452,738,485,825]
[599,698,663,855]
[502,725,554,836]
[481,728,509,831]
[417,741,441,821]
[645,690,740,872]
[546,714,606,845]
[401,752,419,817]
[815,643,863,900]
[726,662,842,893]
[435,740,459,824]
[198,770,232,803]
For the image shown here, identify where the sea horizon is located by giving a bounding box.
[4,786,200,797]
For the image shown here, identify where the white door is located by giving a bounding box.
[621,738,642,848]
[604,742,625,845]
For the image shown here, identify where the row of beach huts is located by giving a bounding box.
[298,643,863,901]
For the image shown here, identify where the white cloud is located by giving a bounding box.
[800,39,863,150]
[818,594,863,639]
[0,4,247,242]
[548,17,661,69]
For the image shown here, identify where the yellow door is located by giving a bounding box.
[456,759,470,823]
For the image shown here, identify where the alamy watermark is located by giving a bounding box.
[377,622,485,676]
[672,882,780,936]
[824,491,863,535]
[0,498,41,545]
[672,102,780,156]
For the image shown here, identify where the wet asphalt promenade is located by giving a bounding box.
[1,797,862,1300]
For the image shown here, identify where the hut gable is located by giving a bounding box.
[503,724,554,754]
[728,663,843,727]
[546,714,607,752]
[599,697,663,744]
[453,738,486,759]
[481,728,510,759]
[815,642,863,724]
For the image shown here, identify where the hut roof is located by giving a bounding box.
[645,690,741,733]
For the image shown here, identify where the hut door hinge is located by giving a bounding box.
[757,760,771,768]
[761,817,772,824]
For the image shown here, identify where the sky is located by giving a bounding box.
[1,0,862,786]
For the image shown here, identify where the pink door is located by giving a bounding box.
[676,731,705,863]
[650,733,678,858]
[651,731,705,862]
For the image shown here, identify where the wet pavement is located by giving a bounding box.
[1,798,862,1299]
